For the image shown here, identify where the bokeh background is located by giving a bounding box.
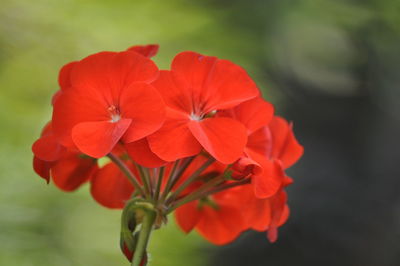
[1,0,399,265]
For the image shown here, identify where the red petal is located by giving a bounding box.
[246,126,272,159]
[69,51,158,104]
[171,52,217,108]
[33,156,52,183]
[269,116,304,168]
[58,61,77,90]
[265,190,288,242]
[72,119,132,158]
[188,117,247,164]
[127,44,159,58]
[270,190,288,226]
[196,203,245,245]
[171,51,259,112]
[267,227,278,243]
[147,111,202,161]
[125,138,167,168]
[51,151,97,191]
[203,58,259,111]
[53,51,160,148]
[231,156,262,179]
[151,70,193,114]
[251,159,284,199]
[108,51,159,87]
[250,198,272,231]
[51,90,62,105]
[32,135,66,161]
[90,163,134,209]
[174,201,202,233]
[119,83,165,143]
[278,205,290,226]
[52,89,110,147]
[70,51,116,91]
[225,97,274,134]
[226,185,272,231]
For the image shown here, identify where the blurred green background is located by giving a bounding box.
[0,0,230,265]
[1,0,400,265]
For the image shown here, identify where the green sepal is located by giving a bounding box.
[119,198,157,263]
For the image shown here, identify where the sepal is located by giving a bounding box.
[119,198,159,265]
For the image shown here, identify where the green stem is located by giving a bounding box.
[159,156,195,203]
[136,164,151,200]
[159,160,179,203]
[165,156,195,193]
[131,211,156,266]
[167,174,225,213]
[108,153,145,197]
[154,167,165,204]
[167,178,251,213]
[204,178,251,197]
[166,157,215,204]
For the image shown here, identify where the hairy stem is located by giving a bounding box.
[135,164,152,200]
[166,156,195,193]
[168,178,251,213]
[166,157,215,204]
[159,160,180,203]
[107,153,145,197]
[154,167,165,204]
[131,211,156,266]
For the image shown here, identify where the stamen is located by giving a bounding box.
[108,105,121,123]
[190,110,217,120]
[190,113,202,121]
[111,113,121,123]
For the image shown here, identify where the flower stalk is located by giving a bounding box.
[107,153,145,197]
[131,210,156,266]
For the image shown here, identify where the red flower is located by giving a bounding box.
[32,45,305,260]
[127,44,159,58]
[148,51,259,164]
[125,138,167,168]
[175,192,245,245]
[172,155,245,245]
[222,97,303,198]
[90,161,136,209]
[52,44,159,104]
[246,115,303,198]
[52,50,166,158]
[32,122,98,191]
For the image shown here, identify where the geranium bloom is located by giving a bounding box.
[32,122,97,191]
[148,51,259,164]
[52,50,165,158]
[127,44,159,58]
[175,190,246,245]
[91,161,136,209]
[32,44,304,266]
[172,156,244,244]
[125,138,167,168]
[231,178,292,243]
[222,97,303,198]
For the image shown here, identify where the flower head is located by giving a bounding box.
[52,50,165,158]
[32,44,304,264]
[148,51,259,164]
[32,122,98,190]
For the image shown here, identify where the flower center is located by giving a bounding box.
[190,110,217,121]
[108,105,121,123]
[190,113,202,121]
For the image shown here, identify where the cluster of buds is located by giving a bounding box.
[32,44,303,266]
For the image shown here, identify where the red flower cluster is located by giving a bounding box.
[32,44,303,261]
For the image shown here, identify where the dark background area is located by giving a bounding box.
[209,1,400,265]
[0,0,399,265]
